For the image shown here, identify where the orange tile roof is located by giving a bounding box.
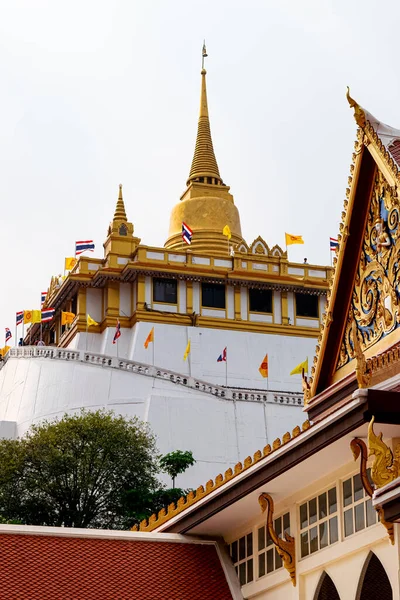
[0,531,234,599]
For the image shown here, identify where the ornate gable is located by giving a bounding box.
[309,93,400,401]
[250,236,270,255]
[337,170,400,370]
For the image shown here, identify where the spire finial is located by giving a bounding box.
[113,183,127,221]
[202,40,208,71]
[187,44,223,186]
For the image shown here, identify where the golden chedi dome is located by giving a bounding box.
[165,49,242,254]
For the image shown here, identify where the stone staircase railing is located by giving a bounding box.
[1,346,303,407]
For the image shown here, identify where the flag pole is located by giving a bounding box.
[40,322,43,344]
[152,332,155,368]
[22,319,24,346]
[85,316,88,353]
[14,321,17,347]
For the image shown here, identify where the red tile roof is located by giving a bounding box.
[0,530,234,599]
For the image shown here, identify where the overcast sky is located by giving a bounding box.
[1,0,399,341]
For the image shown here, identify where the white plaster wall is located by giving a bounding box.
[0,356,302,488]
[227,287,234,320]
[86,288,102,323]
[240,287,248,320]
[145,276,152,306]
[274,291,281,324]
[178,280,186,314]
[287,292,295,324]
[69,322,316,392]
[119,283,131,317]
[193,282,200,314]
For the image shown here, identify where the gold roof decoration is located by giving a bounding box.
[165,46,243,255]
[114,184,128,221]
[132,419,311,533]
[250,236,270,255]
[309,90,400,399]
[187,64,222,186]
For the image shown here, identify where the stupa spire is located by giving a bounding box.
[114,184,127,221]
[187,43,223,186]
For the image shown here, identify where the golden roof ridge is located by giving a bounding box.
[132,419,311,533]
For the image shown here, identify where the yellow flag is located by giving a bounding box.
[183,339,191,361]
[144,327,154,349]
[223,225,232,240]
[259,354,269,378]
[285,233,304,246]
[32,310,41,324]
[23,310,33,324]
[87,314,99,327]
[62,311,76,326]
[290,358,308,376]
[65,257,77,271]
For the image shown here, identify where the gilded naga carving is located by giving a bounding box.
[350,437,394,544]
[258,493,296,586]
[337,171,400,370]
[368,416,400,488]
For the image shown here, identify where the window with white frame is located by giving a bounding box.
[257,512,290,577]
[229,533,254,586]
[342,471,378,537]
[299,486,338,558]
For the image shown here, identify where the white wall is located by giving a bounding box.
[71,322,316,392]
[0,356,302,489]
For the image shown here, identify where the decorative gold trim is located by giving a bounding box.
[131,420,310,532]
[368,416,400,488]
[258,493,296,586]
[350,437,394,544]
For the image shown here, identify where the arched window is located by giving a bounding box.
[313,571,340,600]
[356,552,392,600]
[119,223,128,236]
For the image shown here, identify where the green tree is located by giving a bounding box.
[159,450,196,487]
[0,410,160,529]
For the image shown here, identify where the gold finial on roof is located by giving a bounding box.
[346,86,366,128]
[114,183,127,221]
[187,43,222,186]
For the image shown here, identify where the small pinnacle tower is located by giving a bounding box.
[165,46,242,254]
[104,184,140,266]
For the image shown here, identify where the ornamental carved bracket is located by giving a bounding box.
[258,493,296,586]
[350,436,394,544]
[368,416,400,488]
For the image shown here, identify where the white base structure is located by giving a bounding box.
[0,319,312,488]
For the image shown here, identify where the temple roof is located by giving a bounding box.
[0,526,237,600]
[113,183,127,221]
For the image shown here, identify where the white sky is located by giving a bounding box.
[1,0,399,341]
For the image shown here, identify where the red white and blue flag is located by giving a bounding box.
[16,311,24,326]
[182,222,193,245]
[217,347,227,362]
[330,237,339,251]
[75,240,95,256]
[113,320,121,344]
[41,308,55,323]
[5,328,12,343]
[41,292,47,307]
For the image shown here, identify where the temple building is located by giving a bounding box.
[133,91,400,599]
[0,60,330,488]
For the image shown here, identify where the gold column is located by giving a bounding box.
[186,281,193,313]
[106,281,120,319]
[281,291,289,325]
[234,286,241,320]
[77,288,87,327]
[137,274,146,310]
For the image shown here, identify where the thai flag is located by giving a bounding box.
[41,308,55,323]
[182,222,193,245]
[16,311,24,326]
[330,237,339,251]
[5,328,12,343]
[217,347,227,362]
[113,320,121,344]
[75,240,95,255]
[41,292,47,307]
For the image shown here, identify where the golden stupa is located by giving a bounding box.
[165,47,243,254]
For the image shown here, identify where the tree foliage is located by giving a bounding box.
[159,450,196,487]
[0,410,160,529]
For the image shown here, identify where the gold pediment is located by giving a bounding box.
[337,169,400,371]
